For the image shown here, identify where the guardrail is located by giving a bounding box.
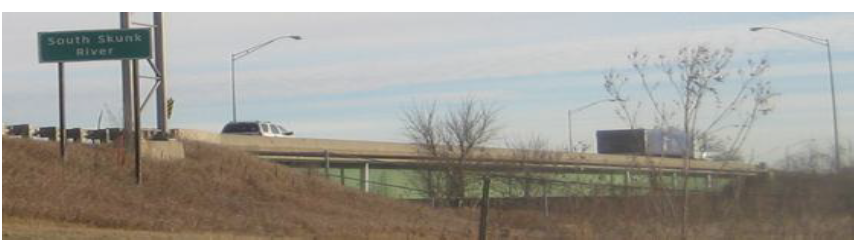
[3,124,160,143]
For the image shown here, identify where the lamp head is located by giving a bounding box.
[749,27,764,32]
[289,35,302,40]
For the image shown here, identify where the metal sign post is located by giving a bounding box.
[133,59,142,185]
[58,62,66,162]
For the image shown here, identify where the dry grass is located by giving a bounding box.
[488,169,854,239]
[2,138,476,239]
[2,137,852,239]
[2,216,267,239]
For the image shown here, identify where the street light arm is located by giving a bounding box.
[569,98,619,115]
[750,26,828,46]
[232,35,301,61]
[229,34,300,122]
[566,98,620,152]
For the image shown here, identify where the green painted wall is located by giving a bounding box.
[306,167,734,199]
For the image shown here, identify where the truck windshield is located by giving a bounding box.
[222,123,259,133]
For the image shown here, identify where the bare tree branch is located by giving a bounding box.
[401,97,502,206]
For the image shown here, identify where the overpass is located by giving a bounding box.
[172,129,763,199]
[172,129,761,175]
[3,125,764,198]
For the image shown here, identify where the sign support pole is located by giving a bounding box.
[154,12,168,136]
[58,62,67,162]
[120,12,135,164]
[133,59,142,185]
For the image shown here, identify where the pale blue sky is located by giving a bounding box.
[2,13,853,165]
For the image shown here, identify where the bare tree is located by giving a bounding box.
[781,142,831,173]
[569,140,592,153]
[402,97,501,206]
[500,135,563,198]
[603,71,642,129]
[602,45,777,238]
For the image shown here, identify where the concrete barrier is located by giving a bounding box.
[35,127,59,141]
[7,124,34,138]
[67,128,88,142]
[171,128,221,144]
[141,139,185,161]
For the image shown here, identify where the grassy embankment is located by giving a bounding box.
[2,138,476,239]
[2,137,853,239]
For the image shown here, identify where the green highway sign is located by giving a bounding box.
[38,28,152,63]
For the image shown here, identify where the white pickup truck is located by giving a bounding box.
[221,121,294,137]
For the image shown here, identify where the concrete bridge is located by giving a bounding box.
[171,129,761,174]
[4,125,764,199]
[172,129,763,199]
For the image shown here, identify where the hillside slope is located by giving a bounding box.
[2,138,476,239]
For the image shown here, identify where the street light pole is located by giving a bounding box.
[750,26,841,170]
[230,35,302,122]
[567,109,572,152]
[567,99,617,152]
[231,55,236,122]
[823,40,842,171]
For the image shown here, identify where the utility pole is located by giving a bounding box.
[154,12,168,137]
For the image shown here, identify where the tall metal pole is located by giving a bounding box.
[566,99,616,152]
[749,27,841,171]
[58,62,66,162]
[154,12,168,135]
[824,42,841,171]
[120,12,135,159]
[230,35,301,123]
[567,109,572,152]
[231,57,237,122]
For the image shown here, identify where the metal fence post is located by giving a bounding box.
[672,172,678,190]
[361,162,370,193]
[707,174,713,190]
[478,176,491,240]
[324,150,331,179]
[625,171,631,195]
[340,167,346,186]
[542,180,549,217]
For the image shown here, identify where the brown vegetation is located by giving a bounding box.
[488,169,853,239]
[2,138,476,239]
[2,137,852,239]
[402,97,501,206]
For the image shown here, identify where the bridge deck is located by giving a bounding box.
[172,129,762,175]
